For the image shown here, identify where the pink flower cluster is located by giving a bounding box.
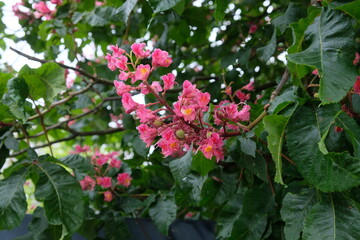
[75,147,132,202]
[12,2,31,20]
[33,1,55,20]
[106,43,252,162]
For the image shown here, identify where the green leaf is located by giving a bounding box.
[336,112,360,158]
[2,77,29,122]
[59,154,94,178]
[85,7,117,26]
[335,0,360,22]
[0,169,28,230]
[281,188,317,240]
[238,137,256,158]
[287,8,356,104]
[4,134,19,151]
[146,0,181,13]
[149,197,177,235]
[14,207,49,240]
[191,151,215,176]
[263,115,290,185]
[132,135,148,158]
[287,7,321,83]
[169,145,193,183]
[214,0,228,22]
[268,86,298,116]
[257,29,277,62]
[0,72,12,99]
[0,104,14,123]
[287,105,360,192]
[34,160,84,234]
[303,194,360,240]
[273,3,306,34]
[116,0,138,24]
[19,63,65,102]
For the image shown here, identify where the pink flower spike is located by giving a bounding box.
[114,80,132,96]
[162,73,176,91]
[104,191,113,202]
[354,76,360,95]
[137,124,157,146]
[117,173,132,187]
[134,64,151,83]
[152,49,172,68]
[110,158,122,169]
[109,45,126,57]
[79,176,95,191]
[131,43,151,59]
[99,176,112,188]
[237,105,251,121]
[122,93,139,114]
[241,81,255,91]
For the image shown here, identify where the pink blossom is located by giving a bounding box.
[137,124,157,146]
[121,93,139,114]
[241,81,255,91]
[131,43,151,58]
[225,86,232,96]
[134,64,151,82]
[115,55,128,71]
[200,132,224,162]
[34,2,51,14]
[114,80,132,96]
[118,71,133,81]
[79,176,95,191]
[98,176,112,188]
[95,1,105,6]
[110,158,122,169]
[105,54,117,71]
[237,105,251,121]
[354,76,360,95]
[109,45,125,58]
[152,49,172,68]
[136,106,157,123]
[96,155,109,166]
[12,2,30,20]
[249,24,258,34]
[198,92,210,108]
[353,52,360,65]
[235,90,250,102]
[157,128,181,157]
[180,105,197,121]
[162,73,176,91]
[140,82,163,94]
[104,191,113,202]
[50,0,62,4]
[74,145,90,153]
[312,69,319,76]
[117,173,132,187]
[334,126,343,133]
[66,78,74,89]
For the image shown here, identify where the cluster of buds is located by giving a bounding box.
[74,145,132,202]
[106,43,253,162]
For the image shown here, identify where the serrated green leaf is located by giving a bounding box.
[0,104,14,123]
[4,134,19,151]
[147,0,181,13]
[214,0,228,22]
[34,160,84,234]
[59,154,94,178]
[2,77,29,122]
[287,8,356,104]
[336,112,360,158]
[191,151,215,176]
[0,72,12,99]
[169,145,193,183]
[257,29,276,62]
[149,197,177,235]
[268,86,298,116]
[281,188,317,240]
[132,135,148,158]
[14,207,49,240]
[238,137,256,158]
[116,0,138,24]
[303,194,360,240]
[287,105,360,192]
[335,0,360,22]
[273,3,306,34]
[0,169,28,230]
[85,7,117,26]
[263,115,289,185]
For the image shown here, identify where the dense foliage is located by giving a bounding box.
[0,0,360,239]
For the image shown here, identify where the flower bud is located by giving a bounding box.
[176,129,185,139]
[153,120,163,127]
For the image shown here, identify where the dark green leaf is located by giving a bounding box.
[4,134,19,151]
[132,135,148,158]
[59,154,94,178]
[2,77,29,122]
[257,29,276,62]
[0,72,12,99]
[335,0,360,22]
[146,0,181,13]
[34,160,84,234]
[169,145,193,183]
[287,105,360,192]
[191,151,215,176]
[238,137,256,158]
[116,0,138,24]
[281,188,317,240]
[149,197,177,235]
[0,169,28,230]
[336,112,360,158]
[85,7,117,26]
[273,3,306,34]
[287,8,356,104]
[263,115,289,184]
[214,0,228,22]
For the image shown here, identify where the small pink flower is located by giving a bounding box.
[34,1,51,14]
[312,69,319,76]
[136,105,157,123]
[134,64,151,82]
[74,145,90,153]
[249,24,258,34]
[137,124,157,146]
[334,126,343,133]
[109,45,125,58]
[121,93,139,114]
[115,55,128,71]
[199,132,224,162]
[354,76,360,95]
[50,0,62,4]
[110,158,122,169]
[131,43,151,58]
[241,81,255,91]
[353,52,360,65]
[180,105,197,121]
[157,129,181,157]
[66,78,74,89]
[105,54,117,71]
[79,176,96,191]
[98,176,112,188]
[152,49,172,68]
[225,86,232,96]
[114,80,132,96]
[96,155,109,166]
[104,191,113,202]
[237,105,251,121]
[235,90,250,102]
[118,71,133,81]
[117,173,132,187]
[162,73,176,91]
[198,92,210,108]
